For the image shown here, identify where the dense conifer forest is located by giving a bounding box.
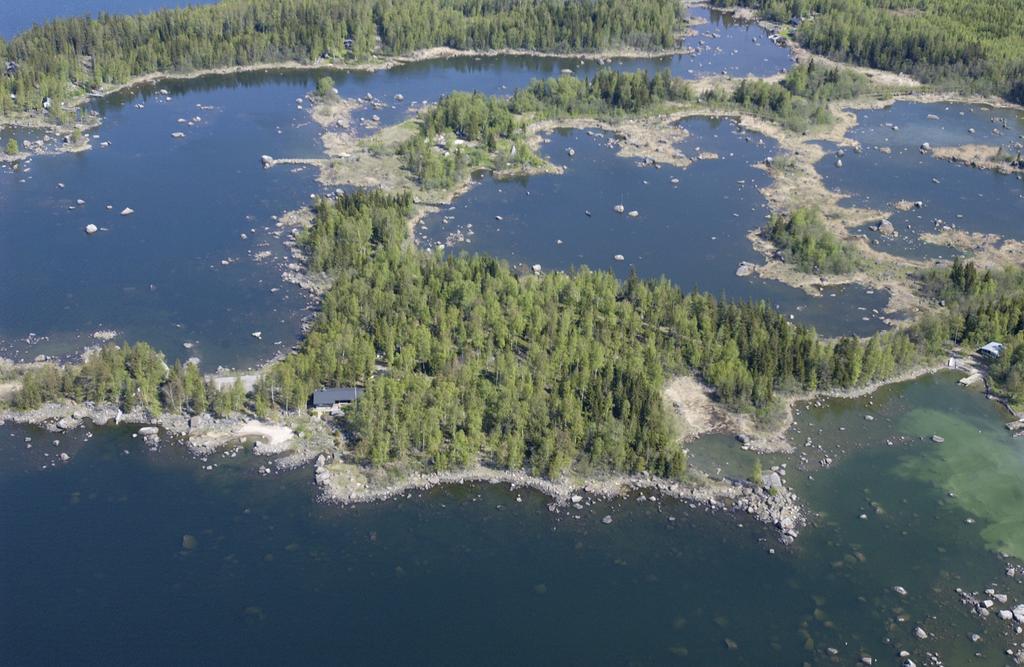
[0,0,683,117]
[704,59,869,131]
[20,190,1024,476]
[398,69,693,188]
[712,0,1024,103]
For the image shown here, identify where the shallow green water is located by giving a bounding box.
[897,396,1024,559]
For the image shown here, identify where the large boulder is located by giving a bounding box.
[873,220,896,237]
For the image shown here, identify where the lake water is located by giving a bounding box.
[4,373,1023,665]
[819,102,1024,260]
[0,0,216,39]
[420,120,890,337]
[0,8,798,368]
[1,0,221,39]
[4,7,1024,663]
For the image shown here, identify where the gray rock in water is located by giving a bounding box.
[874,220,896,237]
[735,262,756,277]
[84,223,98,235]
[601,515,613,525]
[1013,604,1024,623]
[914,626,928,640]
[931,434,945,443]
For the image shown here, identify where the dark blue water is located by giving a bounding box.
[0,8,792,368]
[0,0,216,39]
[422,120,890,336]
[850,102,1024,151]
[820,102,1024,260]
[2,374,1021,665]
[1,75,324,369]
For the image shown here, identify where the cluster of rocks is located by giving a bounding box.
[956,578,1024,664]
[734,466,801,543]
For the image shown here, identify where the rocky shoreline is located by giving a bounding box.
[315,457,803,543]
[0,399,331,469]
[0,392,802,542]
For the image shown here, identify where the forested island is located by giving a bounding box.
[713,0,1024,103]
[12,172,1024,481]
[5,0,1024,505]
[0,0,683,119]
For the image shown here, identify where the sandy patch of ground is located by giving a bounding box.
[662,375,792,452]
[238,422,297,454]
[0,381,21,403]
[188,420,296,454]
[664,375,718,440]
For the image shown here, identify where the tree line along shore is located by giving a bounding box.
[0,0,684,120]
[4,0,1024,126]
[5,2,1024,493]
[7,60,1024,479]
[711,0,1024,104]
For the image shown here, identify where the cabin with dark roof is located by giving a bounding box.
[311,387,363,412]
